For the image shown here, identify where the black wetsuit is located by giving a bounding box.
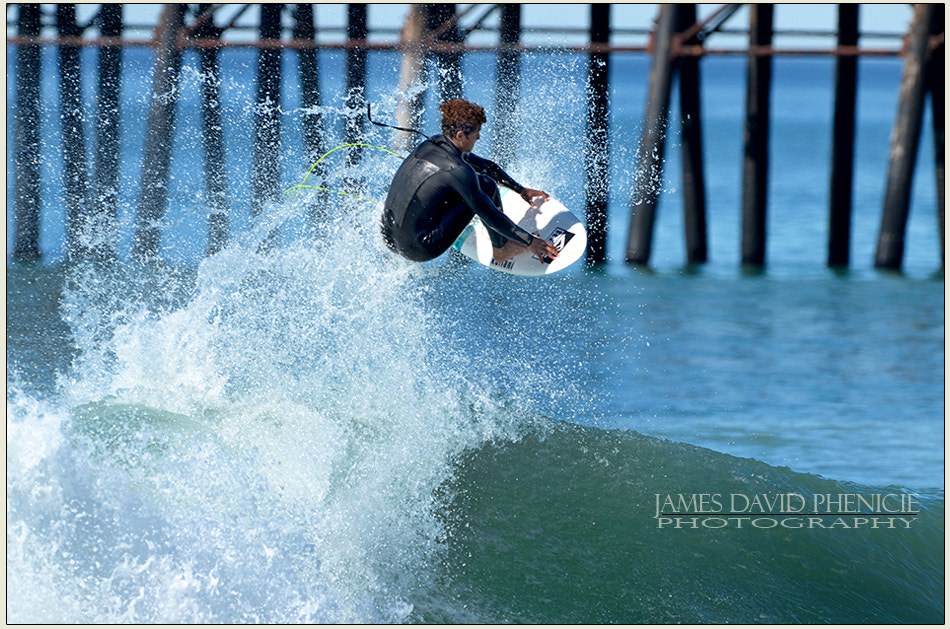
[381,134,535,262]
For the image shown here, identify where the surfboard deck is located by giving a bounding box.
[451,188,587,276]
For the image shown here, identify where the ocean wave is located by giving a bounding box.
[432,421,944,624]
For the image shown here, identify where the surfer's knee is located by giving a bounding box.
[478,174,501,206]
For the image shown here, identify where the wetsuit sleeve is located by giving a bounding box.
[447,166,534,247]
[465,153,526,195]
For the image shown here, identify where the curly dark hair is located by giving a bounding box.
[439,99,486,137]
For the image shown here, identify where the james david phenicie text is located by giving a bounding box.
[654,493,920,530]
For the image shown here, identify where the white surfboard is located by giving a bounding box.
[451,188,587,276]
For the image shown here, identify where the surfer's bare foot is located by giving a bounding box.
[492,240,529,264]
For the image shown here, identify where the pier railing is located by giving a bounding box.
[7,3,945,271]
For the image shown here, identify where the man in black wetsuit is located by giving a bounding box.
[381,99,560,265]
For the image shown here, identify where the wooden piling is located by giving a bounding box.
[429,4,463,101]
[58,4,91,260]
[827,4,859,268]
[341,3,369,198]
[196,4,229,255]
[8,5,935,269]
[293,4,323,160]
[741,4,773,268]
[928,4,945,266]
[395,4,429,149]
[874,3,936,271]
[585,3,610,265]
[13,4,42,261]
[93,3,122,260]
[292,4,328,228]
[676,3,708,265]
[625,4,678,265]
[251,3,283,217]
[344,4,368,163]
[134,4,185,258]
[492,4,521,169]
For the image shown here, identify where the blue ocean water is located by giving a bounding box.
[6,45,944,623]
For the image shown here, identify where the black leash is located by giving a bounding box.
[367,104,427,138]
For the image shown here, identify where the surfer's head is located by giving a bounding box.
[440,99,486,139]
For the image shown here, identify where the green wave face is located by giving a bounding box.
[430,422,944,624]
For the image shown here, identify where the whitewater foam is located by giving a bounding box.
[8,145,558,624]
[5,52,617,622]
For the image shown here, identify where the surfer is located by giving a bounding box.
[381,98,560,265]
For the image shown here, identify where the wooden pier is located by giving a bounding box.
[7,3,945,272]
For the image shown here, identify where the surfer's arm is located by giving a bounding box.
[449,169,534,247]
[465,153,549,208]
[453,171,559,263]
[472,191,535,248]
[465,153,523,192]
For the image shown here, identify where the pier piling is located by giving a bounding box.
[929,5,945,266]
[195,5,230,255]
[585,3,611,265]
[625,4,678,265]
[429,4,463,102]
[827,4,860,268]
[93,4,123,261]
[677,3,708,265]
[625,3,708,267]
[492,4,521,169]
[344,4,368,150]
[293,5,323,161]
[741,4,773,268]
[251,4,283,217]
[395,5,428,149]
[343,4,368,194]
[134,3,185,259]
[58,4,91,260]
[13,4,42,261]
[874,3,937,271]
[292,4,328,228]
[6,4,941,270]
